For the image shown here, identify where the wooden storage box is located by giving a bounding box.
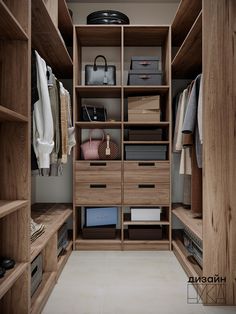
[128,129,163,141]
[128,70,163,85]
[82,225,116,239]
[131,56,160,71]
[128,225,162,240]
[128,95,160,122]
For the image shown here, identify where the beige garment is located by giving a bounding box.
[173,93,182,153]
[66,91,76,155]
[175,88,189,151]
[198,75,203,144]
[59,83,68,164]
[180,147,192,175]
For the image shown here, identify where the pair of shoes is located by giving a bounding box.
[0,257,15,278]
[31,218,45,242]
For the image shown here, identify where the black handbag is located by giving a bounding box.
[85,55,116,86]
[82,105,107,121]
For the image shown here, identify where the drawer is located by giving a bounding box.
[75,183,121,205]
[124,162,170,183]
[75,161,121,183]
[124,183,169,205]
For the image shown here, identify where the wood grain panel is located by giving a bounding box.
[172,0,202,46]
[43,0,58,28]
[124,161,170,183]
[3,0,29,34]
[0,1,28,40]
[124,183,169,205]
[172,12,202,79]
[75,183,121,205]
[58,0,73,45]
[203,0,236,305]
[75,161,122,183]
[0,123,28,200]
[0,40,28,115]
[124,26,169,46]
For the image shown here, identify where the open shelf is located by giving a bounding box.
[124,86,169,96]
[0,105,28,123]
[31,204,72,262]
[31,271,56,314]
[76,121,122,129]
[57,240,73,280]
[75,25,121,46]
[172,206,202,241]
[0,1,28,40]
[123,221,169,226]
[124,122,169,126]
[0,262,28,300]
[172,11,202,79]
[58,0,73,45]
[172,238,202,277]
[172,0,202,46]
[0,200,28,219]
[123,141,169,144]
[124,26,169,46]
[32,0,73,78]
[75,235,122,250]
[75,85,122,98]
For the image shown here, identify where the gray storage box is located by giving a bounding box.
[131,56,160,71]
[125,145,167,160]
[58,223,68,256]
[31,253,43,297]
[128,70,163,85]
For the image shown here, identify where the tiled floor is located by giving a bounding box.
[43,251,236,314]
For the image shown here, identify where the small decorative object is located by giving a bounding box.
[85,55,116,86]
[80,129,105,160]
[98,134,119,160]
[87,10,130,25]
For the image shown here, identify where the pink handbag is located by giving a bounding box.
[80,129,105,160]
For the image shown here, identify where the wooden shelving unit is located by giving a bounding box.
[0,200,28,219]
[0,0,30,312]
[58,0,73,45]
[172,206,202,241]
[172,0,202,46]
[31,204,73,261]
[0,1,28,40]
[57,241,73,280]
[0,263,28,300]
[31,272,57,314]
[0,105,28,123]
[32,0,73,78]
[74,25,171,250]
[172,239,202,277]
[172,11,202,79]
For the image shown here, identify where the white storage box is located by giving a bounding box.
[131,207,161,221]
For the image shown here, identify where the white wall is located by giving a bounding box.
[33,2,179,203]
[68,2,179,25]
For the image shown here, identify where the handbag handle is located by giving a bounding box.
[93,55,108,72]
[89,129,105,143]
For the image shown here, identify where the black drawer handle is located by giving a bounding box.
[138,184,155,189]
[90,184,107,188]
[90,162,107,166]
[138,162,155,167]
[139,61,151,66]
[32,265,38,277]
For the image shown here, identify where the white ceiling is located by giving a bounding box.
[67,0,180,3]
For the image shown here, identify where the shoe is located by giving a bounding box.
[0,267,5,278]
[0,257,15,270]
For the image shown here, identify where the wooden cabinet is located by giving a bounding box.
[73,25,172,250]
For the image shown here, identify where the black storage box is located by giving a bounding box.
[125,145,167,160]
[31,254,43,297]
[128,129,163,141]
[82,224,116,239]
[128,225,162,240]
[131,56,160,71]
[128,70,163,85]
[57,223,68,256]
